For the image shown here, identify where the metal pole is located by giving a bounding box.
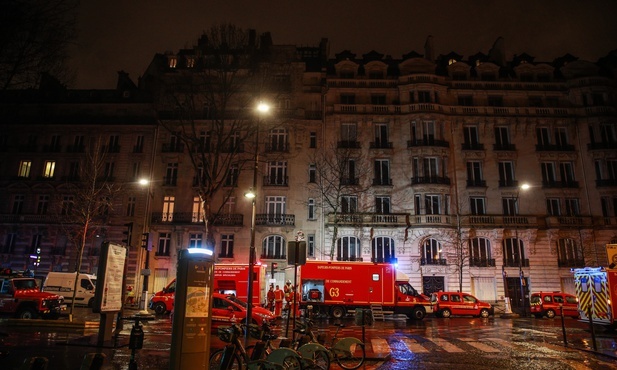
[245,129,259,347]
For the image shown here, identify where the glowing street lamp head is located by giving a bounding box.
[244,189,256,199]
[138,178,149,186]
[256,102,270,114]
[520,183,530,191]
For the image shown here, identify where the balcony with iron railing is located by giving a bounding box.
[263,176,288,187]
[150,212,243,226]
[461,215,538,228]
[503,258,529,268]
[557,259,585,268]
[264,142,289,153]
[407,138,449,148]
[498,179,519,188]
[411,176,451,185]
[337,140,361,149]
[596,179,617,187]
[255,214,295,226]
[493,143,516,151]
[340,177,359,186]
[587,141,617,150]
[369,140,393,149]
[461,143,485,151]
[542,180,579,189]
[260,252,287,260]
[469,258,496,267]
[326,213,409,227]
[372,178,392,186]
[336,257,364,262]
[535,143,575,152]
[421,258,447,266]
[545,216,593,228]
[466,179,487,187]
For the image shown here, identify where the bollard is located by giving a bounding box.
[20,357,48,370]
[559,304,568,347]
[80,353,106,370]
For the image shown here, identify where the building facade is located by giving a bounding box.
[1,34,616,313]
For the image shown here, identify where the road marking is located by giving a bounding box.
[401,338,429,353]
[431,338,464,353]
[459,338,501,353]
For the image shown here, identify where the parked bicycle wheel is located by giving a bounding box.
[312,349,330,370]
[333,339,365,370]
[209,348,242,370]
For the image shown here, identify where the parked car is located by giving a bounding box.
[529,291,579,318]
[43,272,97,307]
[430,291,493,318]
[213,293,275,328]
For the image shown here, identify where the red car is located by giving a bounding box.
[213,293,275,327]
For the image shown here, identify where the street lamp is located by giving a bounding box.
[244,101,270,345]
[138,178,153,314]
[516,183,530,317]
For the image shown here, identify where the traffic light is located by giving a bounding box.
[122,222,134,246]
[271,262,278,277]
[141,233,150,250]
[34,247,41,267]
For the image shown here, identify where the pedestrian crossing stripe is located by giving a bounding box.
[400,338,428,353]
[430,338,465,353]
[459,338,501,353]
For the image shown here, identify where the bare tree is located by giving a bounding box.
[151,24,275,251]
[0,0,78,89]
[306,143,372,260]
[55,137,122,321]
[440,215,470,293]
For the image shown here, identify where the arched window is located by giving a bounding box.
[557,238,583,267]
[337,236,360,261]
[262,235,286,259]
[469,238,493,267]
[422,238,444,265]
[503,238,526,267]
[372,236,395,263]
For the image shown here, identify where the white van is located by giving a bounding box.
[43,272,97,307]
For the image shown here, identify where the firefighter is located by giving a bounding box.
[267,284,275,312]
[274,284,284,317]
[290,285,301,318]
[284,280,293,317]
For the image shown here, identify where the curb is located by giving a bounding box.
[0,318,99,329]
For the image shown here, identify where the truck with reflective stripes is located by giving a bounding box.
[572,267,616,329]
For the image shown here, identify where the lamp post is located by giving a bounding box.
[516,183,530,317]
[244,102,270,345]
[138,178,153,314]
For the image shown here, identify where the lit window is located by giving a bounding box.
[43,161,56,178]
[18,161,31,177]
[169,57,177,68]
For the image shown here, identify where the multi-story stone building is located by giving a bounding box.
[1,33,615,314]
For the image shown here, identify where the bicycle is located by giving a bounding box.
[209,322,303,370]
[295,319,365,370]
[247,321,330,370]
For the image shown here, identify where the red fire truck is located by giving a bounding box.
[298,261,432,320]
[149,264,267,314]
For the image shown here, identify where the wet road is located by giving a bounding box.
[1,308,616,369]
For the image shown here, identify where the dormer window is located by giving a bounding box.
[186,57,195,68]
[448,58,457,65]
[169,57,177,69]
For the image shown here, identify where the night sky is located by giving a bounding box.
[71,0,617,89]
